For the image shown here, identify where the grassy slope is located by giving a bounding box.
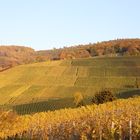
[0,56,140,113]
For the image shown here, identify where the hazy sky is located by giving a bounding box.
[0,0,140,50]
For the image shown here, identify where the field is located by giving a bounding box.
[0,97,140,139]
[0,56,140,114]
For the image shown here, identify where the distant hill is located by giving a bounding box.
[37,38,140,60]
[0,46,36,71]
[0,39,140,71]
[0,56,140,114]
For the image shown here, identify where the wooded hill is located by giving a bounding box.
[1,39,140,71]
[0,46,36,71]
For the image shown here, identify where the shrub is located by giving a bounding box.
[73,92,84,107]
[92,90,116,104]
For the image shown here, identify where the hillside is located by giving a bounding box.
[1,39,140,71]
[0,56,140,114]
[0,97,140,139]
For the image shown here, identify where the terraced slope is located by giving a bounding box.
[0,56,140,114]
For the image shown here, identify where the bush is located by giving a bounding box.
[73,92,84,107]
[92,90,116,104]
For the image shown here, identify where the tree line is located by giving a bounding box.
[1,38,140,71]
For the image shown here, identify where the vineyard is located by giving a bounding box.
[0,56,140,114]
[0,97,140,139]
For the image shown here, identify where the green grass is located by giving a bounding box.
[12,98,75,114]
[0,56,140,114]
[8,89,140,115]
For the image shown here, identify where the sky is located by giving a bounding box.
[0,0,140,50]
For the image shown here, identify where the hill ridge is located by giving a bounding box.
[1,38,140,71]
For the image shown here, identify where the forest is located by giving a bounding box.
[1,39,140,71]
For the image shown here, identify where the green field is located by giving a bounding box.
[0,56,140,114]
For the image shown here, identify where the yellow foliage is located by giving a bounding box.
[0,97,140,139]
